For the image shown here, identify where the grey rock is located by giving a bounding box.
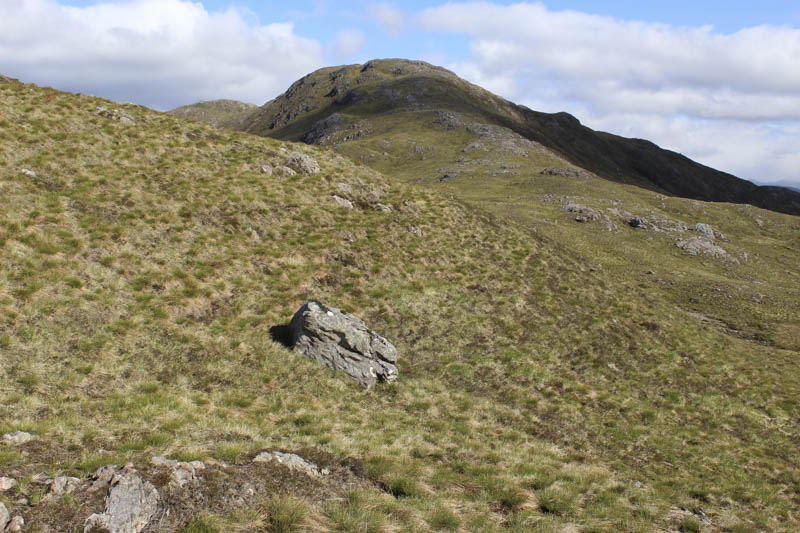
[20,168,37,178]
[692,223,715,239]
[562,203,601,221]
[84,472,158,533]
[2,431,33,445]
[0,476,16,491]
[290,301,398,387]
[408,225,424,237]
[151,456,205,488]
[287,152,320,174]
[0,502,8,531]
[253,451,329,477]
[375,203,393,212]
[627,216,647,229]
[259,165,273,176]
[675,237,739,264]
[6,515,23,532]
[50,475,81,496]
[89,465,118,492]
[276,165,298,177]
[540,167,586,178]
[333,195,354,209]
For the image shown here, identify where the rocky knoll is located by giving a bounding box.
[290,301,398,387]
[236,58,800,216]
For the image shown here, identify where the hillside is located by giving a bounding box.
[1,74,800,532]
[237,59,800,217]
[169,99,258,129]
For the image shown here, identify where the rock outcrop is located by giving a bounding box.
[289,300,398,387]
[84,470,159,533]
[253,451,329,477]
[675,237,739,264]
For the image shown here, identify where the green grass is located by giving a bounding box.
[1,74,799,532]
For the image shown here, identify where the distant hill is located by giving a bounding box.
[235,58,800,216]
[169,98,257,129]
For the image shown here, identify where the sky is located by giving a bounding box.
[1,1,799,189]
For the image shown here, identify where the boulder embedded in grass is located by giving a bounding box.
[289,300,398,387]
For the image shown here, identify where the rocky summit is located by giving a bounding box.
[224,58,800,216]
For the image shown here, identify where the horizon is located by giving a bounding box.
[1,0,799,189]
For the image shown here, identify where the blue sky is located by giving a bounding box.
[3,1,800,188]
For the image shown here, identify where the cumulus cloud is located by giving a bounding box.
[332,29,366,59]
[368,3,405,36]
[419,2,800,187]
[0,0,325,109]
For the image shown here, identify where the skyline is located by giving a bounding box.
[2,0,799,188]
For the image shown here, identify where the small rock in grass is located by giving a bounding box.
[2,431,34,445]
[6,515,24,532]
[286,152,320,174]
[333,195,354,209]
[50,475,81,496]
[0,476,16,491]
[253,451,329,477]
[0,502,9,530]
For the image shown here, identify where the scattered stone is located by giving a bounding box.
[0,502,8,531]
[89,465,118,492]
[290,300,399,387]
[438,170,460,182]
[151,456,205,488]
[462,141,486,153]
[259,165,273,176]
[333,195,354,209]
[50,475,81,496]
[375,203,393,212]
[20,168,37,178]
[675,237,739,264]
[626,216,647,229]
[752,293,765,304]
[562,203,601,222]
[6,515,23,532]
[755,217,764,227]
[408,225,424,238]
[2,431,34,445]
[540,167,586,178]
[286,152,320,174]
[253,451,329,477]
[432,110,462,130]
[336,182,353,195]
[84,472,159,533]
[692,223,715,239]
[97,106,136,125]
[0,477,16,491]
[276,165,298,177]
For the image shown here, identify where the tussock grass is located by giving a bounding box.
[1,75,799,531]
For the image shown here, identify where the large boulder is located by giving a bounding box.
[289,301,398,387]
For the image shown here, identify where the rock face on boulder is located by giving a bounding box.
[84,471,158,533]
[289,301,398,387]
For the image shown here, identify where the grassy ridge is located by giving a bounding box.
[1,76,799,531]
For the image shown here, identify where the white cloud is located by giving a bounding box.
[419,2,800,187]
[368,3,405,36]
[0,0,325,109]
[332,29,366,59]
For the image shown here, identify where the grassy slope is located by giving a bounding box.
[0,77,799,532]
[169,99,258,129]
